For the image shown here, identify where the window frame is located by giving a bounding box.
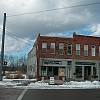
[91,45,96,57]
[50,42,55,54]
[99,46,100,57]
[59,43,64,55]
[84,44,88,56]
[67,44,72,55]
[42,42,47,54]
[76,44,80,55]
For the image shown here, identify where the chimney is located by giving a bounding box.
[73,32,76,37]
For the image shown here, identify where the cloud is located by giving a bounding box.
[89,24,100,36]
[4,35,31,53]
[0,0,100,53]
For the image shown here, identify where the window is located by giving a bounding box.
[50,43,55,54]
[99,46,100,57]
[76,44,80,55]
[59,67,66,76]
[67,61,72,65]
[91,45,95,56]
[75,66,82,77]
[93,67,96,76]
[41,66,47,76]
[67,44,72,55]
[59,43,64,55]
[84,45,88,56]
[42,43,46,53]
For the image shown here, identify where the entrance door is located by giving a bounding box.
[47,67,59,79]
[53,67,58,79]
[84,66,91,80]
[47,67,53,77]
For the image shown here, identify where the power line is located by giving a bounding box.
[6,30,34,43]
[6,33,33,46]
[0,29,33,46]
[0,27,34,43]
[7,2,100,17]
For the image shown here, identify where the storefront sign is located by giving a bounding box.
[75,62,95,65]
[44,60,62,65]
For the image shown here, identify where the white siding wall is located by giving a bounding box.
[27,45,37,78]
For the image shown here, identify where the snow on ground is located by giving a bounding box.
[0,79,100,89]
[26,80,100,89]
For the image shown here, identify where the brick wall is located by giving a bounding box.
[73,33,100,60]
[36,33,100,61]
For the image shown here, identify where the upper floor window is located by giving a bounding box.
[99,46,100,57]
[76,44,80,55]
[84,45,88,56]
[59,43,64,55]
[42,43,46,53]
[67,44,72,55]
[91,45,95,56]
[50,43,55,54]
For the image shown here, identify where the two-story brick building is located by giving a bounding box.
[27,32,100,81]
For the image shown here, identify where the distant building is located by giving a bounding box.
[27,32,100,81]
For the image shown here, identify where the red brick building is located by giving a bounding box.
[27,32,100,81]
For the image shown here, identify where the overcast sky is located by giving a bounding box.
[0,0,100,55]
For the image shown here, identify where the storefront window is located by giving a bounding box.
[75,66,82,77]
[93,67,96,76]
[41,66,47,76]
[59,67,66,76]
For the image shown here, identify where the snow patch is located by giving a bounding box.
[0,79,100,89]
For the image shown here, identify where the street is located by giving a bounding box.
[21,89,100,100]
[0,88,23,100]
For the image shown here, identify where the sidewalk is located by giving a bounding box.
[0,88,23,100]
[44,79,65,85]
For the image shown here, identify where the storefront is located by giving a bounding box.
[40,58,67,80]
[74,61,99,81]
[39,59,100,81]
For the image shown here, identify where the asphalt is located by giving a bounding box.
[21,89,100,100]
[1,88,100,100]
[0,88,23,100]
[0,80,64,100]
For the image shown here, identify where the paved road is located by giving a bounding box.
[21,89,100,100]
[0,88,23,100]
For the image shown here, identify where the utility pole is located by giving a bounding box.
[0,13,6,81]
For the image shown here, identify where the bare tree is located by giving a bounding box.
[4,53,27,73]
